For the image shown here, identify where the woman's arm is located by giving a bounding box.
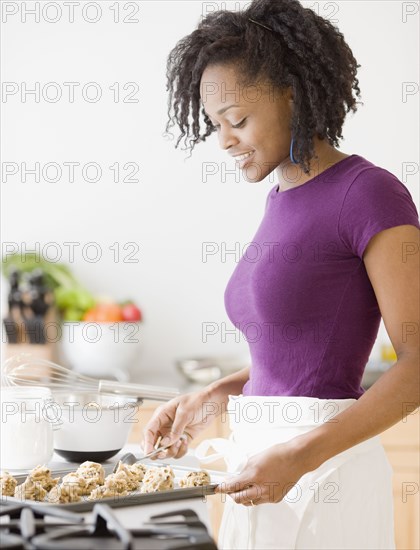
[205,366,250,416]
[293,224,420,471]
[141,366,250,459]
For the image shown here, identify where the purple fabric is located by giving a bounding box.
[224,154,420,399]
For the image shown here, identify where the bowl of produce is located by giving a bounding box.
[60,301,143,381]
[51,391,139,462]
[2,253,144,380]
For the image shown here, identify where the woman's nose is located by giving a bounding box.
[218,126,239,150]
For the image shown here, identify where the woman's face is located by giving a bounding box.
[200,63,294,183]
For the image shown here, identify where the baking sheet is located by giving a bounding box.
[1,461,228,512]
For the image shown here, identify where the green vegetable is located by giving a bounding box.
[2,253,77,290]
[54,287,95,311]
[2,252,95,318]
[62,308,85,321]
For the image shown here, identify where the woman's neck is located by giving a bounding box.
[275,138,349,192]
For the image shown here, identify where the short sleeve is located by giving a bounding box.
[338,167,420,259]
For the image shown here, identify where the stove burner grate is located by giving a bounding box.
[0,502,218,549]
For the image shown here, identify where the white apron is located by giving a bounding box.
[195,395,396,550]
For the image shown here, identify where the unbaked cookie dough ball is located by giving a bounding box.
[113,462,140,491]
[28,465,60,491]
[12,464,59,502]
[140,466,175,493]
[61,472,91,496]
[179,470,211,488]
[14,478,47,501]
[76,461,105,491]
[129,462,147,482]
[103,471,130,494]
[47,482,81,504]
[0,471,18,497]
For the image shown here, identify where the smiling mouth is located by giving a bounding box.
[234,151,255,168]
[233,151,254,161]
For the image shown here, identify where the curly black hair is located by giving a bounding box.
[164,0,362,174]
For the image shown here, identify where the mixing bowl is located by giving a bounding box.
[51,391,139,462]
[60,321,142,382]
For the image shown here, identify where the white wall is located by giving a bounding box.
[1,1,419,383]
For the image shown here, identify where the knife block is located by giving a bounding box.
[3,341,58,362]
[2,307,59,371]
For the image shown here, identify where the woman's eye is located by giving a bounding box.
[212,119,246,130]
[232,118,246,129]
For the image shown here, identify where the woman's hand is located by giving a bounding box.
[215,439,311,506]
[141,389,219,460]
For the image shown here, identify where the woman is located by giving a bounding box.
[143,1,420,548]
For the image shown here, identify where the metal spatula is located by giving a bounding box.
[113,435,187,473]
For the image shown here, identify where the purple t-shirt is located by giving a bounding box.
[224,154,420,399]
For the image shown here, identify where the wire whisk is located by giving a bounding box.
[1,354,179,401]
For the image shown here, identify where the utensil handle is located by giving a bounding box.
[138,434,187,461]
[99,380,179,401]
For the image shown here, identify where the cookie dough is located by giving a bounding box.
[14,478,47,501]
[103,471,130,494]
[76,461,105,490]
[140,466,175,493]
[60,472,92,496]
[129,462,147,482]
[28,465,60,491]
[179,470,211,488]
[114,462,141,490]
[0,471,18,497]
[47,482,81,504]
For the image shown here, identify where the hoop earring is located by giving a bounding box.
[290,137,298,164]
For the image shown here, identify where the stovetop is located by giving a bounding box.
[0,502,218,549]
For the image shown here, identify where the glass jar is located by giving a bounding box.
[0,386,59,469]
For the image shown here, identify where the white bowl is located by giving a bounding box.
[60,321,142,381]
[52,391,139,462]
[176,355,250,383]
